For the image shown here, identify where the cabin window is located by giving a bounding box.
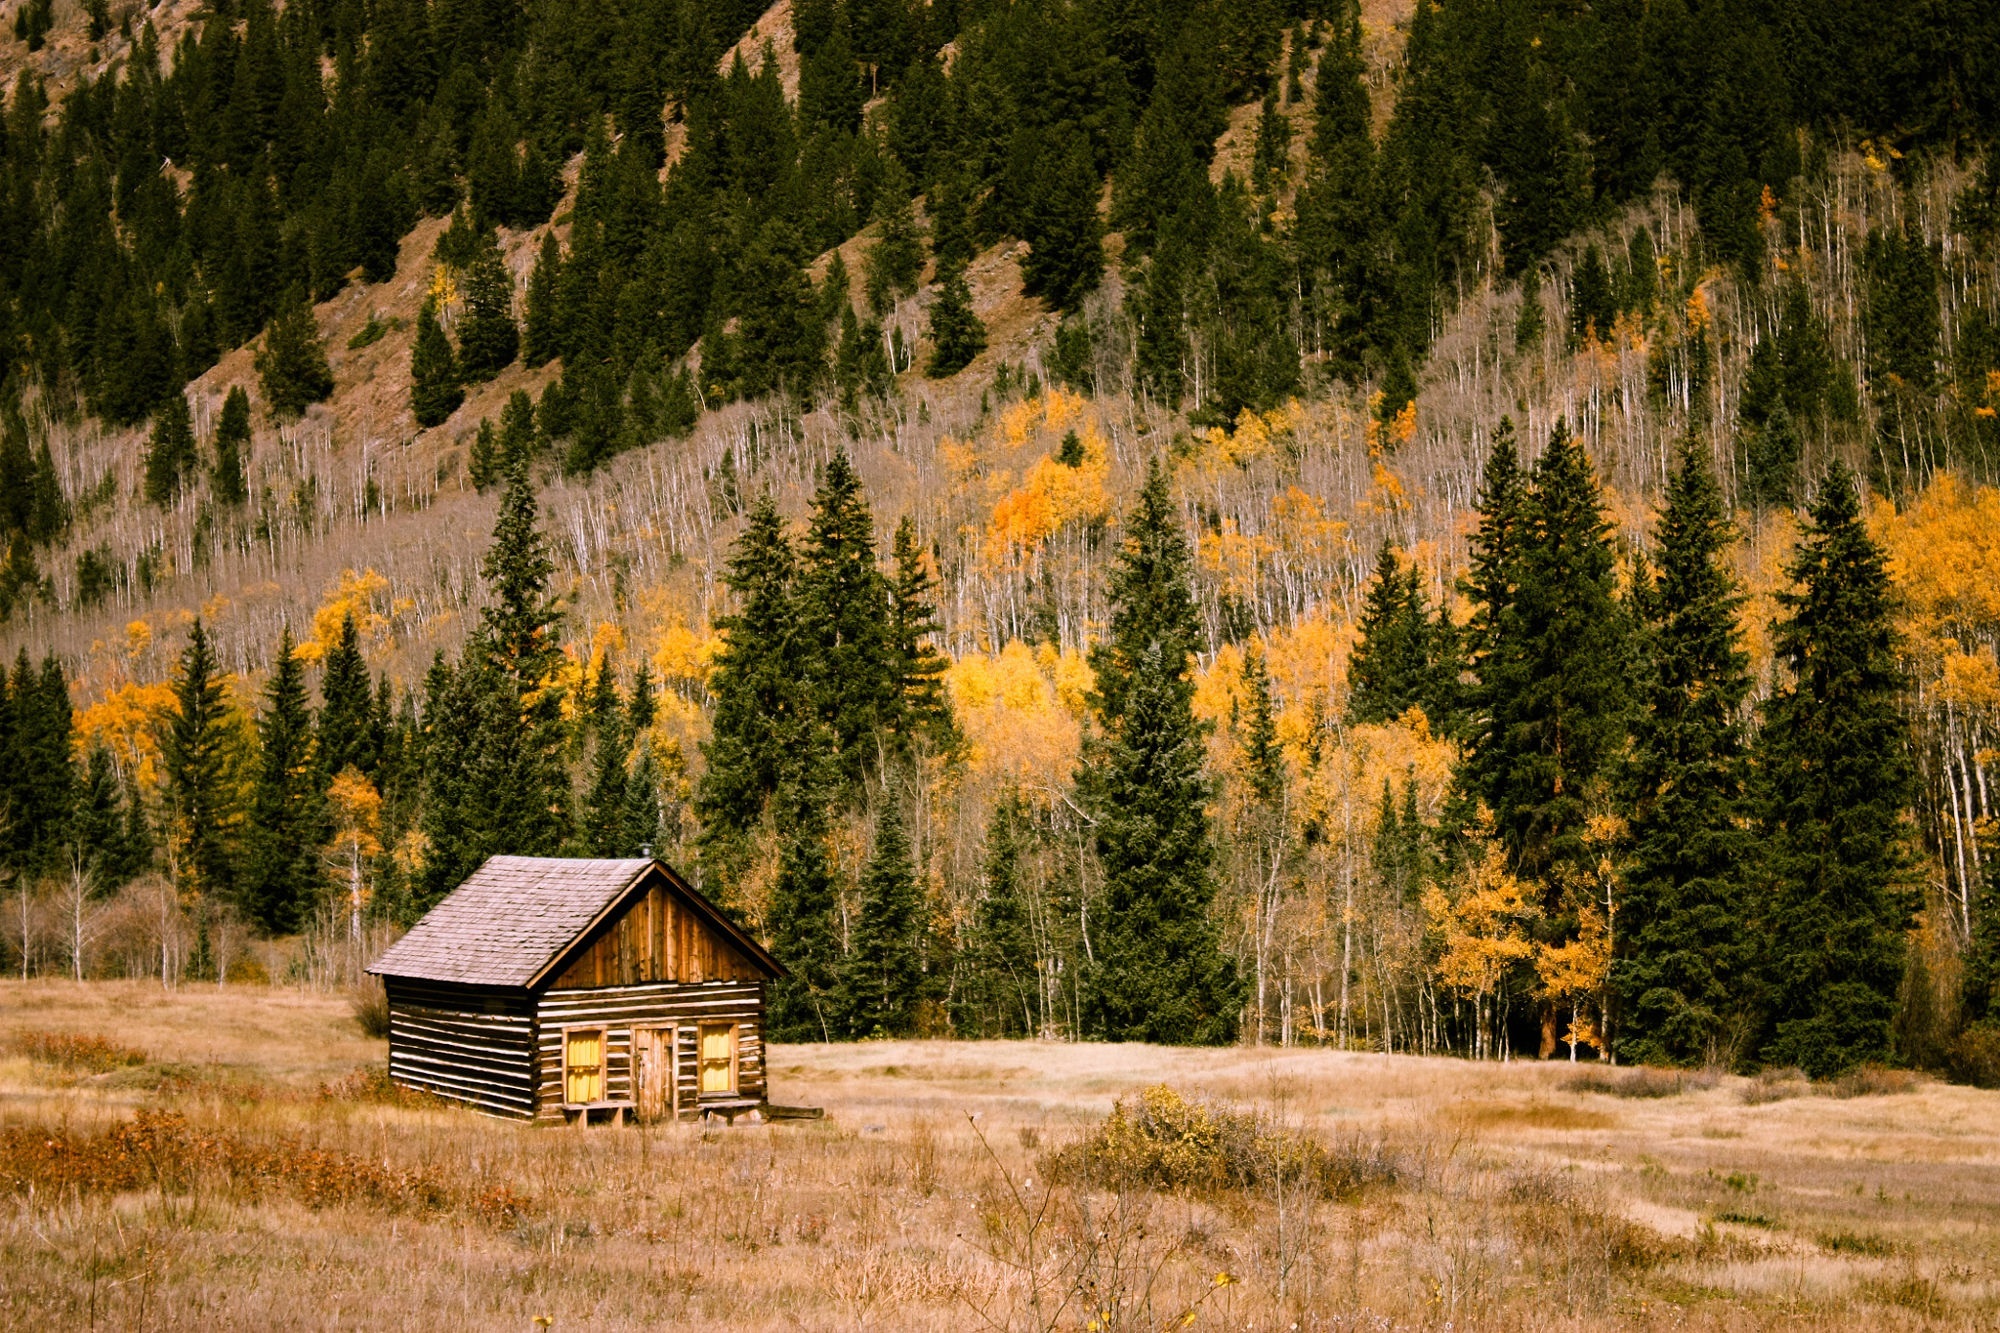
[564,1027,605,1104]
[699,1023,737,1096]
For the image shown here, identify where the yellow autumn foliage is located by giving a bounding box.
[297,569,394,663]
[947,639,1090,794]
[75,679,178,788]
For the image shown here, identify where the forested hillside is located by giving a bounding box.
[5,0,2000,1075]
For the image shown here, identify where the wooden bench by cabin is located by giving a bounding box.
[367,856,787,1124]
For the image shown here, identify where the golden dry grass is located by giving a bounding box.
[3,980,1998,1330]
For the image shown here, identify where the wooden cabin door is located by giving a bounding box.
[632,1025,678,1122]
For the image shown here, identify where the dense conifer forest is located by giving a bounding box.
[4,0,2000,1077]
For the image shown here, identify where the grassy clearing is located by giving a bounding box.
[2,981,1997,1330]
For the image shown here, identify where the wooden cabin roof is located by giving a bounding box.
[367,856,782,988]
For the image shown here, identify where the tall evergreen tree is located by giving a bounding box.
[961,792,1038,1036]
[925,262,986,377]
[765,736,842,1041]
[1083,459,1240,1044]
[522,229,565,367]
[241,628,323,935]
[840,786,925,1036]
[864,162,925,316]
[319,611,377,779]
[886,516,956,755]
[1755,467,1916,1077]
[210,386,251,506]
[144,394,199,506]
[579,673,632,856]
[255,293,335,418]
[1465,423,1630,883]
[457,240,520,381]
[797,453,896,793]
[696,493,801,895]
[1347,541,1433,724]
[410,297,464,428]
[1020,132,1104,315]
[158,620,239,905]
[1617,438,1756,1068]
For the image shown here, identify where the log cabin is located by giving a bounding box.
[367,856,785,1125]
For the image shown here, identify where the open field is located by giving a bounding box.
[2,982,1998,1330]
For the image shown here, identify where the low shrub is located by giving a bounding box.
[350,979,391,1039]
[1946,1021,2000,1089]
[1822,1065,1923,1098]
[1042,1084,1397,1200]
[12,1031,146,1074]
[317,1065,436,1108]
[1741,1067,1812,1104]
[1567,1066,1719,1099]
[0,1109,514,1220]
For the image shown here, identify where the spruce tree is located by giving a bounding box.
[797,453,896,793]
[410,298,464,428]
[158,620,239,905]
[765,736,842,1041]
[417,458,572,906]
[1755,467,1915,1077]
[1466,422,1629,883]
[144,394,199,506]
[580,679,632,856]
[1348,541,1433,724]
[962,792,1038,1036]
[241,628,323,935]
[255,293,335,418]
[696,493,802,894]
[3,652,76,875]
[523,229,564,367]
[887,516,955,755]
[1020,132,1104,315]
[210,386,251,506]
[1083,459,1240,1044]
[925,262,986,377]
[457,241,519,381]
[319,611,377,779]
[840,786,925,1037]
[1617,438,1756,1068]
[864,162,925,316]
[1569,244,1617,344]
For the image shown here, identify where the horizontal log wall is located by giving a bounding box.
[548,880,764,989]
[383,978,539,1119]
[534,981,766,1122]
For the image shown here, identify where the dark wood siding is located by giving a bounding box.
[547,881,764,989]
[533,981,765,1121]
[384,978,538,1119]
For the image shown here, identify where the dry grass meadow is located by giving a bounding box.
[2,981,1998,1330]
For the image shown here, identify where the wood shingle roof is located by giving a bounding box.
[366,855,789,989]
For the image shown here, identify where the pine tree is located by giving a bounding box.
[925,262,986,377]
[241,628,323,935]
[797,453,896,793]
[961,793,1038,1036]
[319,611,377,779]
[410,298,464,428]
[417,458,572,907]
[143,394,198,506]
[457,241,519,382]
[1569,244,1616,344]
[580,678,632,856]
[1755,467,1915,1077]
[158,620,239,905]
[1084,459,1240,1044]
[1617,438,1756,1068]
[886,516,955,755]
[1464,422,1629,884]
[3,653,77,875]
[522,229,565,367]
[765,736,842,1041]
[72,744,143,886]
[210,386,251,506]
[864,161,925,316]
[840,786,925,1036]
[1020,132,1104,315]
[255,293,335,418]
[696,494,802,894]
[1347,541,1433,724]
